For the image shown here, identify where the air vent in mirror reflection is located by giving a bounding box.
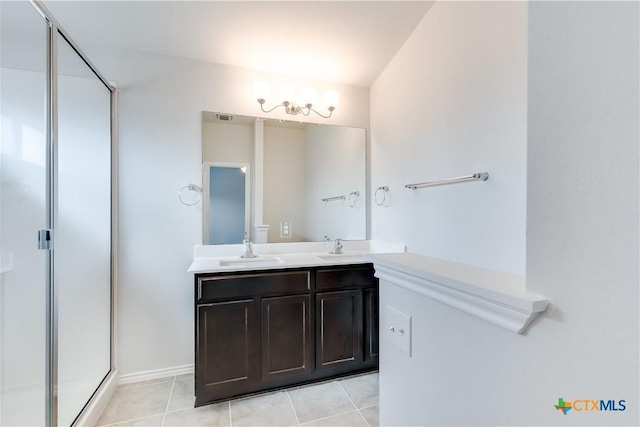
[215,113,234,121]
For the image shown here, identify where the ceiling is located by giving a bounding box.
[43,1,433,88]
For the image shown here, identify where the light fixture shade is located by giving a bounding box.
[324,90,340,107]
[279,84,295,102]
[253,81,270,100]
[300,87,317,105]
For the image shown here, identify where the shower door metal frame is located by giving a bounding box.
[28,1,117,426]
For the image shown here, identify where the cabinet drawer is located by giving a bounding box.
[197,270,310,302]
[315,265,376,290]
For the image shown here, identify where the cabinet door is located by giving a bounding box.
[364,288,379,364]
[196,300,257,400]
[261,295,312,381]
[316,290,363,370]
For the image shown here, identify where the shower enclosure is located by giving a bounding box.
[1,1,115,425]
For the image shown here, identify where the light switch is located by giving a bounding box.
[280,221,292,238]
[386,305,412,356]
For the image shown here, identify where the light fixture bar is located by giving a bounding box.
[254,83,338,119]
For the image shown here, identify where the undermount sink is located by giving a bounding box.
[317,254,365,263]
[219,256,285,267]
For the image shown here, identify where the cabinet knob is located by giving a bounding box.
[389,326,395,332]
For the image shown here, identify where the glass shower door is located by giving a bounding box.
[0,1,48,425]
[55,33,112,426]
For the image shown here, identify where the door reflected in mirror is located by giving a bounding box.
[202,112,366,244]
[203,163,250,244]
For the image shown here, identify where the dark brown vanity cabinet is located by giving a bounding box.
[194,264,378,406]
[316,289,363,370]
[196,300,257,399]
[364,288,379,363]
[261,294,313,381]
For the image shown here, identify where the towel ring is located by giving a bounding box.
[375,186,389,206]
[179,184,202,206]
[348,191,360,208]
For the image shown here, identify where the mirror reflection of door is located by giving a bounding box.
[205,163,250,244]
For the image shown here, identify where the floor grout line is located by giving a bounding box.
[358,403,380,411]
[160,376,177,426]
[298,409,359,426]
[228,400,233,427]
[337,378,376,426]
[285,390,301,426]
[357,408,371,427]
[336,379,358,411]
[101,412,167,427]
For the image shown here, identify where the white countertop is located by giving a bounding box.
[365,252,549,333]
[365,252,529,299]
[188,240,406,274]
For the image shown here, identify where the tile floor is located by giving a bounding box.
[97,372,379,427]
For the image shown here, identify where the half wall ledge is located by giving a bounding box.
[365,253,549,334]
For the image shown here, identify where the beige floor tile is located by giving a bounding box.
[174,373,194,381]
[107,414,165,426]
[289,381,355,424]
[167,378,195,412]
[117,377,174,390]
[338,373,379,409]
[301,411,368,427]
[230,391,298,426]
[163,403,229,427]
[359,406,379,427]
[97,381,173,425]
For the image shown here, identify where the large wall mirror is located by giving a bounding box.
[202,112,366,244]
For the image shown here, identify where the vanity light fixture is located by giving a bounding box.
[254,82,339,119]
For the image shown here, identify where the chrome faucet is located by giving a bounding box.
[329,238,343,254]
[241,239,257,258]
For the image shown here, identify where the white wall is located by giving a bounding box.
[526,1,638,423]
[376,1,639,426]
[263,126,307,242]
[83,48,370,376]
[370,1,527,276]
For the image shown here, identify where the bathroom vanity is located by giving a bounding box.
[193,262,378,406]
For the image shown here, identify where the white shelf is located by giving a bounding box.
[365,253,549,334]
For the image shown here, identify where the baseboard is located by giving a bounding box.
[75,369,118,427]
[117,364,194,386]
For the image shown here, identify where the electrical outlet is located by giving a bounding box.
[280,221,292,238]
[386,305,412,356]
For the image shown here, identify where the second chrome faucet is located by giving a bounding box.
[329,238,343,254]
